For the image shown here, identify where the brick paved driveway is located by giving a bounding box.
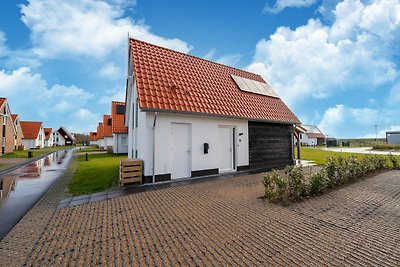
[23,171,400,266]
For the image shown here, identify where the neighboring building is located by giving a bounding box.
[53,127,76,146]
[111,101,128,154]
[103,115,113,149]
[125,39,300,183]
[0,98,17,155]
[300,125,325,146]
[97,122,104,148]
[20,121,45,149]
[43,128,53,147]
[89,132,98,146]
[11,114,23,150]
[386,131,400,145]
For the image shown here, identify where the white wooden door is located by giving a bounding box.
[219,126,234,172]
[171,123,191,179]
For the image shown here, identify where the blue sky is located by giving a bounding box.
[0,0,399,138]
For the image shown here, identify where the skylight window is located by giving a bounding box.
[231,75,279,98]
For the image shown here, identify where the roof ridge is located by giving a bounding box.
[129,38,264,80]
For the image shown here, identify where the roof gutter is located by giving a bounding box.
[141,107,301,125]
[152,112,158,184]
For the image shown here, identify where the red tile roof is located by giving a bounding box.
[89,132,98,141]
[11,114,18,122]
[103,115,112,137]
[129,38,300,124]
[44,128,52,140]
[111,101,128,134]
[97,122,104,139]
[0,98,6,108]
[20,121,42,139]
[307,133,325,139]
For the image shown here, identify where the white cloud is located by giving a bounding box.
[0,31,8,57]
[66,108,100,133]
[317,104,379,137]
[216,54,242,67]
[263,0,318,14]
[0,67,95,131]
[99,62,123,78]
[388,81,400,104]
[20,0,192,59]
[98,90,125,105]
[249,0,400,108]
[204,48,217,60]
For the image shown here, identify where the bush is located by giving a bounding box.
[263,170,287,201]
[388,153,399,169]
[309,172,327,195]
[285,165,306,201]
[372,143,400,150]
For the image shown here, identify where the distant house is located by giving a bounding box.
[0,98,17,155]
[89,132,98,146]
[53,127,75,146]
[111,101,128,154]
[386,131,400,145]
[300,125,325,146]
[20,121,45,149]
[125,39,300,183]
[43,128,53,147]
[103,115,113,149]
[11,114,23,150]
[97,122,104,148]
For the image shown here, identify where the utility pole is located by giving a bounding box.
[373,124,378,142]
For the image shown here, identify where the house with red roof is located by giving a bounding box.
[0,98,17,155]
[11,114,23,150]
[89,132,98,146]
[52,127,76,146]
[43,128,53,147]
[97,122,104,148]
[300,125,326,146]
[111,101,128,154]
[20,121,45,149]
[125,39,300,183]
[102,115,113,149]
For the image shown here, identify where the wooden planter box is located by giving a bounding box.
[120,158,143,185]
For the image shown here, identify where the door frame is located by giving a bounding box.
[218,125,237,173]
[170,122,192,179]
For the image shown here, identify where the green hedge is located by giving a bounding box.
[263,154,396,204]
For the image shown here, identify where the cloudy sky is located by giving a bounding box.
[0,0,399,138]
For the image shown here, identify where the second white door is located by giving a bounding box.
[219,126,234,172]
[171,123,191,179]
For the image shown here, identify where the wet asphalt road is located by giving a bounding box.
[0,149,73,240]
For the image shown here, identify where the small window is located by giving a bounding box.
[116,105,125,115]
[108,118,112,126]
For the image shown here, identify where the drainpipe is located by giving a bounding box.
[152,112,158,184]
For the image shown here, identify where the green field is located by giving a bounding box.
[75,146,105,153]
[297,147,400,165]
[68,153,127,196]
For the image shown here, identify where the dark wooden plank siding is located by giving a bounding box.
[248,121,294,171]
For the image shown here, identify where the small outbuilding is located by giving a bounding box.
[89,132,98,146]
[125,39,300,183]
[43,128,53,147]
[386,131,400,145]
[111,101,128,154]
[20,121,45,149]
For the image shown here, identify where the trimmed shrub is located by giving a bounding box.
[388,153,399,169]
[285,165,306,201]
[309,172,327,195]
[263,170,287,201]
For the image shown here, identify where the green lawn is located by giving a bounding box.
[76,146,105,153]
[68,153,127,196]
[1,146,72,158]
[297,147,400,165]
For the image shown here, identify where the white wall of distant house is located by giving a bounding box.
[113,133,128,154]
[132,112,249,177]
[23,128,45,149]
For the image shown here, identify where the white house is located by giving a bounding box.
[20,121,45,149]
[97,122,104,148]
[44,128,53,147]
[111,101,128,154]
[89,132,98,146]
[125,39,300,183]
[52,127,75,146]
[300,125,325,146]
[102,115,113,148]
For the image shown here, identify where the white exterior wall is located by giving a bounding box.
[104,137,113,147]
[113,133,128,154]
[98,138,105,148]
[90,140,98,146]
[22,139,35,150]
[300,134,317,146]
[133,112,249,177]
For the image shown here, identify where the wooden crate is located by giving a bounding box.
[120,158,143,185]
